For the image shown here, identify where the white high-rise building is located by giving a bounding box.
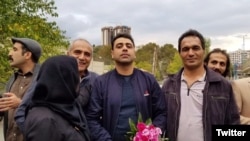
[229,49,250,79]
[229,49,250,65]
[101,25,131,46]
[101,26,113,46]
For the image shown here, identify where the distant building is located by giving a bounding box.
[101,25,131,46]
[229,49,250,66]
[113,25,131,37]
[229,49,250,79]
[101,26,113,46]
[241,58,250,77]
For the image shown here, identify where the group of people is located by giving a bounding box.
[0,29,248,141]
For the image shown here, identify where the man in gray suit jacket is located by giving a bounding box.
[231,77,250,124]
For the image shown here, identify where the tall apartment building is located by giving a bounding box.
[101,26,113,46]
[101,25,131,46]
[229,49,250,65]
[229,49,250,78]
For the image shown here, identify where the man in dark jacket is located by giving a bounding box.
[66,38,99,109]
[0,37,42,141]
[86,33,166,141]
[162,29,240,141]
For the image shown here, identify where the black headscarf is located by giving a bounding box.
[30,55,90,140]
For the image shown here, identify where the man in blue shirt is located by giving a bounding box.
[86,33,166,141]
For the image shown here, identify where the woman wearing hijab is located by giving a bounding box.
[24,55,90,141]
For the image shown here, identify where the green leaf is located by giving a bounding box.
[129,118,137,132]
[145,118,152,125]
[138,112,143,122]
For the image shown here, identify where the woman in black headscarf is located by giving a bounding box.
[24,55,90,141]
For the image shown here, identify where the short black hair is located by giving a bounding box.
[204,48,231,77]
[111,33,135,50]
[178,29,205,52]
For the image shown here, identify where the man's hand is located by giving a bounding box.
[0,92,21,111]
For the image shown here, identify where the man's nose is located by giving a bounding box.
[78,53,85,59]
[215,63,221,68]
[188,49,194,55]
[122,47,128,52]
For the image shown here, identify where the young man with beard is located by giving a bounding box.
[86,33,166,141]
[162,29,239,141]
[204,49,250,125]
[14,38,98,132]
[204,48,231,78]
[0,37,42,141]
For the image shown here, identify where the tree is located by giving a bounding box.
[158,44,177,78]
[0,0,68,83]
[135,42,158,64]
[135,42,159,74]
[167,52,182,74]
[136,61,152,72]
[205,38,211,55]
[93,45,113,65]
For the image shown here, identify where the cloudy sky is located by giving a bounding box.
[52,0,250,52]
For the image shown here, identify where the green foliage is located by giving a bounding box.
[0,0,68,83]
[135,42,158,64]
[0,44,12,83]
[136,61,152,72]
[128,118,137,135]
[93,45,113,65]
[135,43,159,77]
[167,52,182,74]
[135,43,177,80]
[205,38,211,55]
[158,44,177,78]
[154,71,162,81]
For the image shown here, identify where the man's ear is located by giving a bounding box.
[25,51,32,59]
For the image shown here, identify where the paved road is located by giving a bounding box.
[0,120,3,141]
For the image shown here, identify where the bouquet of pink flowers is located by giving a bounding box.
[126,114,168,141]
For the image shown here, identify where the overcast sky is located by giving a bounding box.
[52,0,250,52]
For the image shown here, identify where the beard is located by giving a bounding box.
[213,69,222,75]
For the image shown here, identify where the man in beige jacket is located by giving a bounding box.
[231,77,250,124]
